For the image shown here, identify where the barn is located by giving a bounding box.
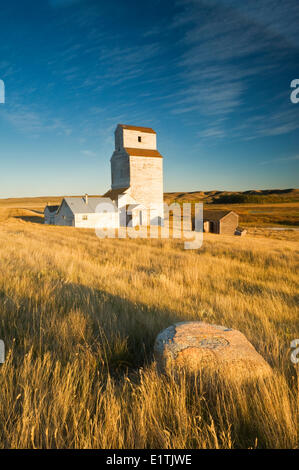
[202,210,239,235]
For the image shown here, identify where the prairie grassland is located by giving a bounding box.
[214,202,299,228]
[0,207,298,448]
[165,189,299,227]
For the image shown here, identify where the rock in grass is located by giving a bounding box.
[154,321,272,380]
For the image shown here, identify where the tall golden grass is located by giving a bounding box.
[0,209,298,448]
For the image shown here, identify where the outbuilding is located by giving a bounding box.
[202,210,239,235]
[53,195,118,228]
[44,205,59,225]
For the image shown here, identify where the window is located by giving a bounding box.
[138,136,142,142]
[82,215,88,220]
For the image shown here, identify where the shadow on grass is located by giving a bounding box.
[0,280,184,375]
[14,215,44,224]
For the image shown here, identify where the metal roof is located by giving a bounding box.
[63,197,116,214]
[117,124,156,134]
[203,210,236,221]
[45,205,59,213]
[103,188,129,200]
[124,147,162,158]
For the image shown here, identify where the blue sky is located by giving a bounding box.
[0,0,298,198]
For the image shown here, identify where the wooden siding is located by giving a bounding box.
[219,212,239,235]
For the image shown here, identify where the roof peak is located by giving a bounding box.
[103,188,129,200]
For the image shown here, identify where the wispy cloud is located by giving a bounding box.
[49,0,82,7]
[95,43,162,87]
[260,155,299,165]
[197,125,226,139]
[169,81,244,116]
[239,107,299,140]
[81,149,97,157]
[1,101,72,137]
[176,0,299,49]
[163,0,299,139]
[46,28,163,94]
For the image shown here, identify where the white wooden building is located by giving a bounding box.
[105,124,164,226]
[44,124,164,229]
[44,195,118,229]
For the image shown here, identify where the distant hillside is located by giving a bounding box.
[164,188,299,205]
[1,189,298,209]
[0,190,298,227]
[0,196,63,209]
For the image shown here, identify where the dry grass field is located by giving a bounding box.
[165,189,299,228]
[0,201,298,448]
